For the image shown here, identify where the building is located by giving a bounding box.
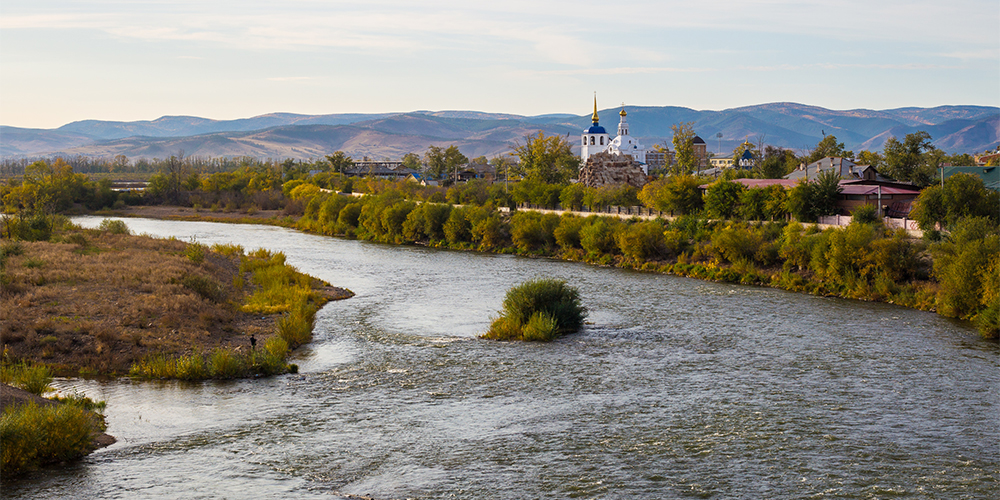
[692,135,709,171]
[580,96,660,175]
[710,156,733,169]
[581,96,609,161]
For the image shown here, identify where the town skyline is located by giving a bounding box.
[2,0,998,129]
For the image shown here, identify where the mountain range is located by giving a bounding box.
[1,103,996,161]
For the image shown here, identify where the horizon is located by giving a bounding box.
[2,1,998,129]
[4,101,1000,131]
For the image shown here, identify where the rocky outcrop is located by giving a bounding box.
[579,152,648,189]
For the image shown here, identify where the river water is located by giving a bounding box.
[4,216,997,499]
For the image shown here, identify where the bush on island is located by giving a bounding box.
[481,279,586,341]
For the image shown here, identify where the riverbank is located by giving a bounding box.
[82,202,997,339]
[0,224,352,378]
[1,382,115,477]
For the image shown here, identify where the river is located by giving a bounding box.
[4,216,997,499]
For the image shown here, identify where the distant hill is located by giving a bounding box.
[2,103,996,160]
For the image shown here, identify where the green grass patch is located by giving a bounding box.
[0,361,53,395]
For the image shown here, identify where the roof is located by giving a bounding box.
[839,184,920,196]
[733,178,798,189]
[940,166,1000,191]
[692,135,705,144]
[585,124,607,134]
[786,157,871,181]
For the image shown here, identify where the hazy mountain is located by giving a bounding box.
[2,103,996,160]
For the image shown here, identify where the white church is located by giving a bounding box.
[580,96,654,174]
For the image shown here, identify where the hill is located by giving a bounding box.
[2,103,996,160]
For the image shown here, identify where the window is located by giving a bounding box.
[600,137,604,145]
[582,137,586,145]
[590,137,595,145]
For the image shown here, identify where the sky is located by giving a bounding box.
[1,0,998,129]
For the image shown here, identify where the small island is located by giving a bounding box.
[481,279,586,341]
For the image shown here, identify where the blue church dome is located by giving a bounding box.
[586,124,607,134]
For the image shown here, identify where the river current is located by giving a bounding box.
[4,216,997,499]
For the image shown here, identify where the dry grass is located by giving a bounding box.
[0,229,303,376]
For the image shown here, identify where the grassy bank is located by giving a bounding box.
[1,220,352,379]
[1,362,112,478]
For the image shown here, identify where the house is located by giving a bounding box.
[710,156,733,169]
[455,163,497,182]
[406,173,439,186]
[704,176,920,217]
[344,161,416,179]
[785,157,877,181]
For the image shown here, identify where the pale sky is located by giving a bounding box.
[2,0,998,129]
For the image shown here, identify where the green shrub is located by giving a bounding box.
[1,402,102,476]
[850,203,879,225]
[97,219,131,235]
[209,349,244,379]
[522,312,560,341]
[482,279,586,342]
[185,242,206,263]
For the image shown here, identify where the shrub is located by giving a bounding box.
[0,361,53,395]
[616,220,669,261]
[181,274,225,303]
[850,203,879,225]
[209,349,244,379]
[97,219,131,235]
[522,312,560,341]
[1,402,102,476]
[481,279,586,341]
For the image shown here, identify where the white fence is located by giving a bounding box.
[818,214,925,236]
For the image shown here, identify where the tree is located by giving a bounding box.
[513,131,579,184]
[807,134,850,164]
[882,131,935,185]
[910,173,1000,230]
[401,153,422,171]
[757,146,796,179]
[424,145,446,178]
[856,150,884,170]
[811,169,843,218]
[326,151,353,175]
[424,145,467,179]
[442,145,469,181]
[704,179,745,219]
[670,122,697,174]
[638,174,704,215]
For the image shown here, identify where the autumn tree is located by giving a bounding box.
[670,122,697,174]
[513,131,579,184]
